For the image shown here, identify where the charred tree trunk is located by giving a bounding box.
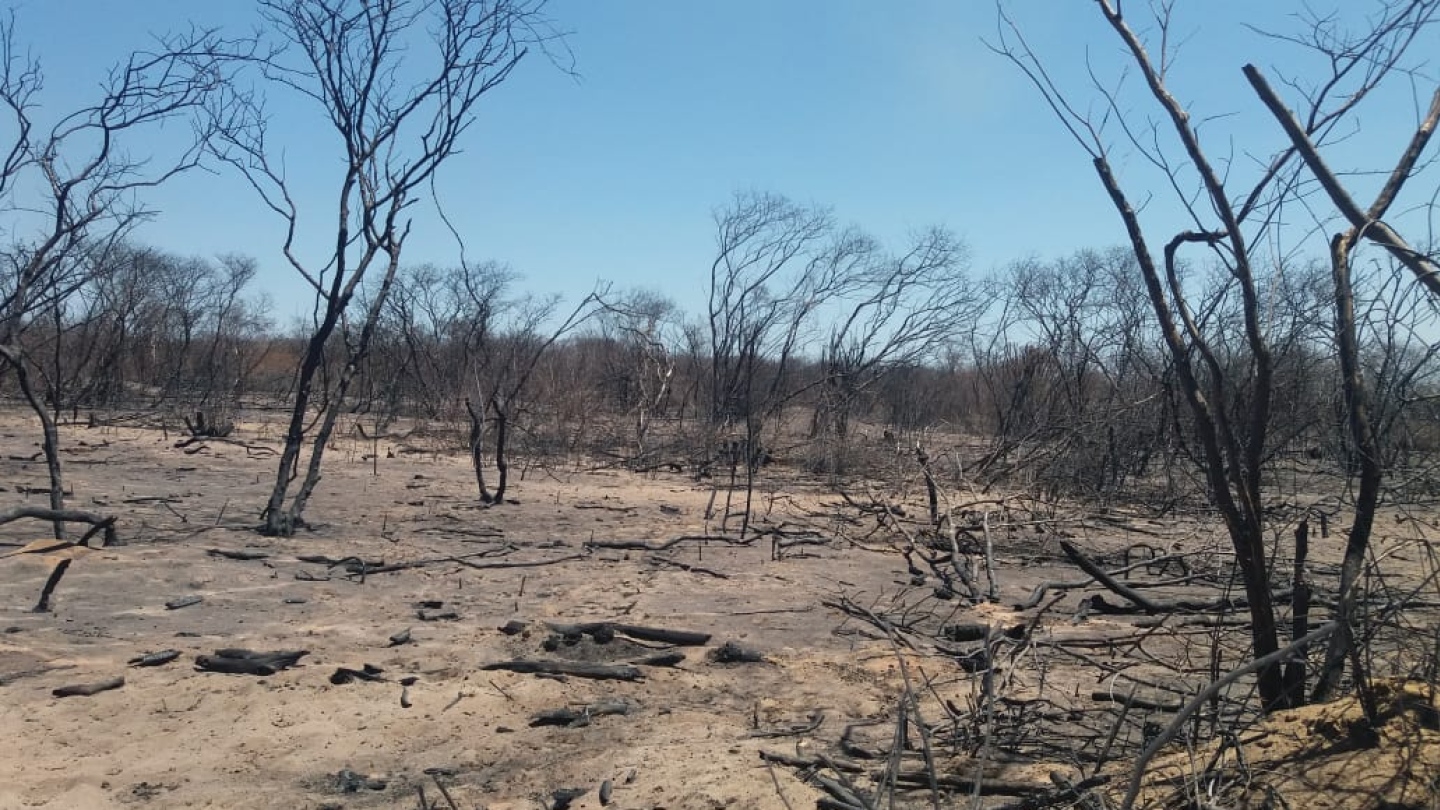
[466,397,491,503]
[0,346,66,540]
[261,310,340,536]
[490,395,509,503]
[1312,231,1383,707]
[1094,158,1288,710]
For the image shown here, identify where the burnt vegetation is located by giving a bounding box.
[4,1,1440,808]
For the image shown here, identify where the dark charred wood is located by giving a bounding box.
[1060,541,1160,612]
[331,665,386,685]
[196,649,308,675]
[550,788,586,810]
[1090,690,1183,712]
[31,558,72,613]
[758,749,865,773]
[0,506,118,547]
[52,676,124,697]
[942,622,1027,643]
[634,652,686,668]
[206,548,270,561]
[128,650,181,667]
[584,535,754,552]
[529,700,632,727]
[480,660,643,681]
[543,621,711,647]
[709,641,765,664]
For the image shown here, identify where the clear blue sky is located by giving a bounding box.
[5,1,1430,322]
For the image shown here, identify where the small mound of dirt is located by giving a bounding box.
[1128,680,1440,810]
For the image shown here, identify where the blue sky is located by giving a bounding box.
[5,1,1432,322]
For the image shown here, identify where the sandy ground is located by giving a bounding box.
[0,414,930,809]
[1,412,1437,810]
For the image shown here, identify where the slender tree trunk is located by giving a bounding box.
[490,395,509,502]
[1285,519,1311,705]
[0,346,66,540]
[1234,524,1286,709]
[1314,231,1384,705]
[466,397,491,503]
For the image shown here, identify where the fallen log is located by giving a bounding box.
[1059,541,1160,612]
[52,676,125,697]
[1086,594,1257,615]
[128,650,181,667]
[195,649,308,675]
[480,660,643,681]
[1090,690,1183,713]
[892,768,1050,796]
[646,556,729,579]
[542,621,711,647]
[331,665,386,685]
[0,506,118,547]
[207,548,270,561]
[529,699,632,727]
[584,535,754,552]
[634,652,686,668]
[758,749,865,773]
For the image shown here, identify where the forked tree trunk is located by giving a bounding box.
[1093,158,1289,710]
[261,317,338,536]
[1243,65,1435,710]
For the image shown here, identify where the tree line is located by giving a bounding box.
[2,0,1439,720]
[10,217,1439,511]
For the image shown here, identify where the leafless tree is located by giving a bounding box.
[994,0,1439,709]
[597,290,683,465]
[966,249,1175,499]
[0,13,254,537]
[809,226,985,474]
[219,0,565,535]
[1240,12,1440,698]
[464,287,601,505]
[707,191,838,437]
